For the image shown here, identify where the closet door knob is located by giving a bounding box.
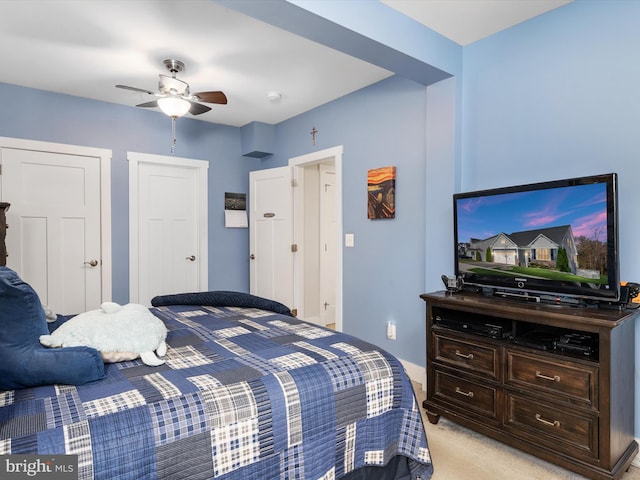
[84,260,98,267]
[186,255,196,261]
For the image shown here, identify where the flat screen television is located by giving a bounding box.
[453,173,619,304]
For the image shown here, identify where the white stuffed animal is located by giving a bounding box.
[40,302,168,366]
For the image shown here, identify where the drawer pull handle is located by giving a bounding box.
[535,371,560,382]
[455,350,474,360]
[535,413,560,428]
[455,387,474,398]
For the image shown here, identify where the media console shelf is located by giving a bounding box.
[421,291,638,480]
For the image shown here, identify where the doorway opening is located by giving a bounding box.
[291,146,343,331]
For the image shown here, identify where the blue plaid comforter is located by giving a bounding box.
[0,304,432,479]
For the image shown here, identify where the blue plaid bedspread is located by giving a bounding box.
[0,305,432,479]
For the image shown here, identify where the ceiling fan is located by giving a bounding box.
[116,59,227,153]
[116,58,227,117]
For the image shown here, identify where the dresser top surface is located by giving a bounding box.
[421,290,637,329]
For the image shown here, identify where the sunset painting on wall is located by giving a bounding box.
[368,166,396,219]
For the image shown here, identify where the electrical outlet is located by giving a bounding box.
[386,321,396,340]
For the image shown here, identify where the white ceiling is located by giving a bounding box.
[381,0,572,46]
[0,0,572,128]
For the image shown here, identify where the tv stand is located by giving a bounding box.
[421,290,638,480]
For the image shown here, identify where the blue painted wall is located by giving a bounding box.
[462,0,640,196]
[0,82,258,302]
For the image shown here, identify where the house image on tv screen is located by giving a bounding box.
[460,224,604,282]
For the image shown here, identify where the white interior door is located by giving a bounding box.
[129,152,208,306]
[0,138,111,314]
[319,164,336,326]
[249,166,293,310]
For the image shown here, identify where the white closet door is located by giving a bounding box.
[1,144,104,314]
[129,152,208,306]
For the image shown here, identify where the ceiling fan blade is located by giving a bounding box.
[136,101,159,108]
[189,102,212,115]
[116,84,155,95]
[192,91,227,104]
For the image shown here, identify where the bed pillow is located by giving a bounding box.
[151,290,293,316]
[0,267,105,390]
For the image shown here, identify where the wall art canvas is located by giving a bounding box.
[367,166,396,219]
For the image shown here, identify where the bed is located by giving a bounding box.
[0,291,433,480]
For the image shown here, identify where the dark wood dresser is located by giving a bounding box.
[421,290,638,480]
[0,202,9,266]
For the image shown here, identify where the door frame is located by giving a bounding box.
[0,136,112,303]
[128,151,208,303]
[290,145,343,331]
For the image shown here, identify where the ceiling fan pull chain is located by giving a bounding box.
[171,116,177,154]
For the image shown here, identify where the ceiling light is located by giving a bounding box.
[157,97,191,117]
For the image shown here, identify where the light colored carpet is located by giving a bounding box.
[412,382,640,480]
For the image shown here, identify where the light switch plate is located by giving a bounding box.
[345,233,355,247]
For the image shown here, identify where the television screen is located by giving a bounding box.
[453,173,619,303]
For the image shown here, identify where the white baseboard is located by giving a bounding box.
[399,358,426,392]
[633,440,640,468]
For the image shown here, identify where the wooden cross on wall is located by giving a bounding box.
[310,126,318,145]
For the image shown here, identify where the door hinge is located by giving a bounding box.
[291,179,298,187]
[291,244,298,252]
[0,164,2,175]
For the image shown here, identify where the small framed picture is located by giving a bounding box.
[367,166,396,219]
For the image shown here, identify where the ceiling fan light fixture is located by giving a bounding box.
[158,96,190,117]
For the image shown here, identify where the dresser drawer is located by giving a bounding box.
[434,332,499,379]
[506,351,597,407]
[433,369,498,419]
[505,393,598,460]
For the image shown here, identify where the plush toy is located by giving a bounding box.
[40,302,168,366]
